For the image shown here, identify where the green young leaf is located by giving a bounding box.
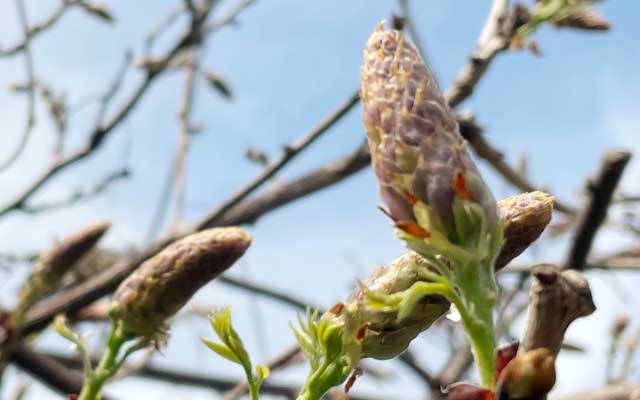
[201,338,241,364]
[321,325,344,362]
[255,364,270,387]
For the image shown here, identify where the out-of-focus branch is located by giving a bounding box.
[145,4,184,53]
[444,0,512,107]
[555,383,640,400]
[0,3,214,220]
[194,90,360,230]
[520,264,595,356]
[205,0,257,33]
[457,115,576,215]
[11,344,114,400]
[21,168,130,214]
[564,150,632,270]
[171,49,199,229]
[0,0,36,174]
[215,141,370,226]
[0,0,79,57]
[219,275,315,311]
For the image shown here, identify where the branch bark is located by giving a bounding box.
[564,150,632,270]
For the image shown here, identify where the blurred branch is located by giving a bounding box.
[219,275,315,311]
[0,0,36,173]
[444,0,512,107]
[11,344,114,400]
[194,90,360,230]
[564,150,632,270]
[171,49,199,230]
[205,0,257,33]
[457,114,576,215]
[0,0,79,57]
[215,141,370,226]
[0,3,214,220]
[144,4,184,53]
[21,168,130,214]
[556,383,640,400]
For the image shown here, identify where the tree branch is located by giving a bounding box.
[564,150,632,270]
[0,0,37,173]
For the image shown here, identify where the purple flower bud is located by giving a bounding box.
[361,23,498,243]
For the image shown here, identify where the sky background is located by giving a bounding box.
[0,0,639,399]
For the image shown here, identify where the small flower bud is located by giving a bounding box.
[554,7,611,31]
[19,222,110,303]
[110,227,251,339]
[495,191,554,270]
[495,348,556,399]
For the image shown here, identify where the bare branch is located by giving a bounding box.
[193,90,360,231]
[21,168,130,214]
[205,0,257,34]
[555,383,640,400]
[444,0,513,107]
[0,0,37,173]
[0,5,214,219]
[171,49,199,230]
[457,115,576,215]
[0,0,79,57]
[564,150,632,270]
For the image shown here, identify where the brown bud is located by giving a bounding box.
[204,71,233,99]
[29,221,110,293]
[14,222,110,325]
[495,192,554,270]
[110,227,251,338]
[554,7,611,31]
[496,348,556,399]
[78,2,115,23]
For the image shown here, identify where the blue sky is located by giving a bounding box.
[0,0,639,399]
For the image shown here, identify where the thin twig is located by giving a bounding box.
[219,275,315,311]
[193,90,360,231]
[0,0,36,173]
[0,0,79,57]
[22,168,130,214]
[171,49,199,230]
[205,0,257,33]
[564,150,632,270]
[145,4,185,53]
[0,4,214,220]
[444,0,512,107]
[457,115,576,215]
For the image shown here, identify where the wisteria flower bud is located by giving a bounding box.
[16,221,110,320]
[361,22,499,260]
[110,227,251,339]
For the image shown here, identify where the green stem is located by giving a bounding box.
[243,365,259,400]
[450,260,498,388]
[78,323,130,400]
